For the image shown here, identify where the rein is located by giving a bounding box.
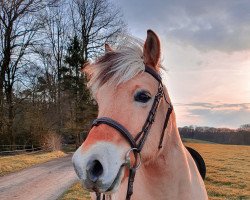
[92,66,173,200]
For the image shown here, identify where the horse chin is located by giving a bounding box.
[105,165,125,194]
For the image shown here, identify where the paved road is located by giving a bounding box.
[0,154,78,200]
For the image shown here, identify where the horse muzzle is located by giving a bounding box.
[72,142,126,193]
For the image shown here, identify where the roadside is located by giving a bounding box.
[0,154,78,200]
[0,151,66,176]
[59,181,90,200]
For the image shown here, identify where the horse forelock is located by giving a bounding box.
[84,36,163,95]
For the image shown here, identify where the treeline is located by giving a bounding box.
[179,124,250,145]
[0,0,125,148]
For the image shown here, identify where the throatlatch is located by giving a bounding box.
[91,66,173,200]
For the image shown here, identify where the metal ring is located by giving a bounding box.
[125,148,142,170]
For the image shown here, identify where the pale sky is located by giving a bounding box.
[115,0,250,128]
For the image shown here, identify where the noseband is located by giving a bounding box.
[92,66,173,200]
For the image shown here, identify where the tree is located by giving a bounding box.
[0,0,56,145]
[239,124,250,131]
[36,2,69,133]
[63,36,96,133]
[61,0,125,144]
[0,0,126,147]
[70,0,125,60]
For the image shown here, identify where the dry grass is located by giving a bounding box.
[186,143,250,200]
[59,143,250,200]
[0,151,66,176]
[60,182,91,200]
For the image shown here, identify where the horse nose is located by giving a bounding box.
[86,159,104,183]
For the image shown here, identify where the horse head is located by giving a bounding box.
[72,30,207,200]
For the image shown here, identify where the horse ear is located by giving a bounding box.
[143,30,161,71]
[81,61,90,73]
[81,61,91,80]
[105,43,113,53]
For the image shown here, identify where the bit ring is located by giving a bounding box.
[125,148,142,170]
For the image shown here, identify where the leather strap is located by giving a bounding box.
[126,168,136,200]
[158,106,173,148]
[92,117,137,149]
[135,83,164,151]
[144,66,162,82]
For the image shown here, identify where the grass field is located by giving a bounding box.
[60,142,250,200]
[0,151,66,176]
[187,143,249,200]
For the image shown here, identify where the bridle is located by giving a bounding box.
[91,66,173,200]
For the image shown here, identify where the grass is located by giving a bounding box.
[187,143,250,200]
[0,150,66,176]
[62,144,77,153]
[59,142,250,200]
[60,182,91,200]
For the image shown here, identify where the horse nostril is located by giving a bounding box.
[86,160,103,183]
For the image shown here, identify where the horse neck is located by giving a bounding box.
[110,88,207,199]
[130,112,207,200]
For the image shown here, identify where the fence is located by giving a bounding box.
[0,145,42,155]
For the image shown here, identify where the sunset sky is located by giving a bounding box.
[115,0,250,128]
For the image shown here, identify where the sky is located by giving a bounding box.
[114,0,250,128]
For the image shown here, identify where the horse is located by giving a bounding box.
[72,30,208,200]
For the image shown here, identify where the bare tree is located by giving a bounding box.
[36,2,69,133]
[47,5,65,130]
[70,0,126,60]
[0,0,126,146]
[240,124,250,131]
[0,0,56,145]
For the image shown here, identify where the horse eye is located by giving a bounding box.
[134,91,151,103]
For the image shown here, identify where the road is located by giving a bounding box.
[0,154,78,200]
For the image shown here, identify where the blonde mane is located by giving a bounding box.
[84,36,163,94]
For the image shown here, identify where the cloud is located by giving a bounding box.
[117,0,250,52]
[184,103,250,110]
[115,0,250,128]
[176,102,250,128]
